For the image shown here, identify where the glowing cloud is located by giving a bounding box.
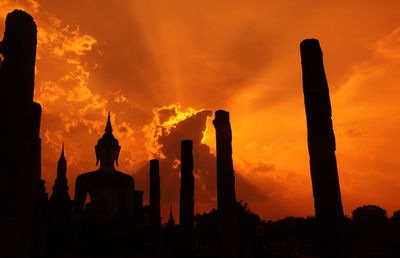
[143,103,207,159]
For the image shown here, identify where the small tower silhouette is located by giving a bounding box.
[48,144,72,226]
[168,208,175,226]
[50,144,70,200]
[165,207,178,257]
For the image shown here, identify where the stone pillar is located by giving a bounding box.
[300,39,345,257]
[179,140,194,253]
[31,102,42,201]
[31,102,48,256]
[149,159,161,228]
[213,110,239,257]
[213,110,236,211]
[31,102,42,181]
[0,10,38,257]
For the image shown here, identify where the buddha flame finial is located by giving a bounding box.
[105,110,112,134]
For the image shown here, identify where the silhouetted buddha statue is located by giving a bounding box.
[74,113,135,222]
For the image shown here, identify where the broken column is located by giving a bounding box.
[213,110,236,210]
[300,39,344,222]
[300,39,345,257]
[179,140,194,253]
[213,110,239,257]
[149,159,161,228]
[0,10,38,257]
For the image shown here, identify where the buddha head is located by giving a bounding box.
[95,112,121,167]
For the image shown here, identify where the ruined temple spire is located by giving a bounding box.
[49,143,72,246]
[168,208,175,226]
[57,143,66,178]
[52,144,69,196]
[58,143,66,165]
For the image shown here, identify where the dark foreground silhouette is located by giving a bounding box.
[1,9,400,258]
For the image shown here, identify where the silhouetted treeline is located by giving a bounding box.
[191,203,400,258]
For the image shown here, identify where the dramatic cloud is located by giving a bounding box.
[134,104,268,220]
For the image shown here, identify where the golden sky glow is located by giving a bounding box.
[1,0,400,222]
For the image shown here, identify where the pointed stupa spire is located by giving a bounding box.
[56,142,67,179]
[58,142,66,164]
[105,110,113,134]
[168,207,175,226]
[51,142,71,204]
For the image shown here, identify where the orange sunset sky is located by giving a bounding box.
[1,0,400,222]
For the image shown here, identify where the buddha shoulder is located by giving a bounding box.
[75,171,98,183]
[114,170,135,186]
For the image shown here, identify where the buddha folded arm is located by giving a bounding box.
[117,175,135,220]
[74,175,88,215]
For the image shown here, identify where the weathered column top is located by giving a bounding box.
[213,110,230,128]
[181,140,193,158]
[300,38,329,95]
[3,10,37,59]
[300,38,323,61]
[150,159,159,171]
